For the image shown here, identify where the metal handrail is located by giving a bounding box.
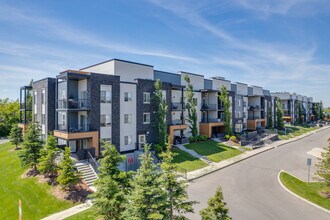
[57,99,91,109]
[87,151,99,174]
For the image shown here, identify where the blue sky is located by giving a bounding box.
[0,0,330,106]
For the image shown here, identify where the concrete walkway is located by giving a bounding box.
[175,144,213,164]
[0,138,9,145]
[187,126,330,180]
[41,200,92,220]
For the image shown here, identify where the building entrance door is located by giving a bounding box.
[138,134,146,150]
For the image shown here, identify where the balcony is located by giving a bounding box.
[201,118,223,123]
[20,103,32,110]
[201,103,217,111]
[248,105,260,111]
[172,102,185,111]
[57,123,91,133]
[171,119,185,125]
[57,99,90,110]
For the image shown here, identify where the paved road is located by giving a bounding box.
[187,128,330,220]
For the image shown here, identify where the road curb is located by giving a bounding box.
[277,170,330,214]
[187,126,330,181]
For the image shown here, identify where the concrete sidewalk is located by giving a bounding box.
[187,126,330,180]
[41,200,92,220]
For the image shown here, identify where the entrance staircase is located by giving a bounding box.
[75,161,98,188]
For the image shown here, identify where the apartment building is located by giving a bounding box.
[19,58,320,158]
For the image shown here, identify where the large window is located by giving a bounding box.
[143,113,150,124]
[124,114,132,123]
[143,92,150,104]
[124,135,132,145]
[41,89,45,105]
[124,92,132,102]
[100,114,111,127]
[100,91,111,103]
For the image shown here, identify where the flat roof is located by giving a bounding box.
[179,71,204,77]
[80,58,154,70]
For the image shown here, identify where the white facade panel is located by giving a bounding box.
[252,86,263,96]
[236,83,248,96]
[180,73,204,90]
[120,83,137,151]
[212,79,231,91]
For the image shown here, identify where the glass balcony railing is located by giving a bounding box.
[201,103,217,110]
[172,102,185,111]
[57,99,90,109]
[171,119,185,125]
[201,118,223,123]
[57,123,91,132]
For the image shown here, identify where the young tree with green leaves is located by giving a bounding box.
[219,85,233,136]
[38,134,59,177]
[0,98,20,137]
[57,147,80,189]
[200,187,231,220]
[9,125,22,150]
[124,144,167,219]
[91,141,132,220]
[153,79,168,147]
[315,139,330,186]
[18,123,43,172]
[267,106,273,129]
[276,98,284,130]
[314,103,320,120]
[319,101,325,120]
[184,74,198,138]
[297,101,303,124]
[160,138,196,219]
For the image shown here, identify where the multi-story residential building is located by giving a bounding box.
[247,86,266,130]
[18,58,321,159]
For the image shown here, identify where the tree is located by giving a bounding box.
[18,123,43,172]
[9,125,22,150]
[319,101,325,120]
[0,98,20,137]
[57,147,80,189]
[200,187,231,220]
[267,106,273,129]
[160,138,196,219]
[184,74,198,138]
[38,134,59,177]
[219,86,232,136]
[297,101,303,124]
[315,139,330,186]
[91,141,132,220]
[276,98,284,130]
[153,79,168,147]
[314,103,320,120]
[123,144,167,219]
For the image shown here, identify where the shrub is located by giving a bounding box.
[154,144,163,155]
[189,136,198,143]
[229,136,236,141]
[199,135,208,141]
[225,135,230,140]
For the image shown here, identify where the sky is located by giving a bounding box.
[0,0,330,106]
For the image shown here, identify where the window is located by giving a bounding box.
[193,98,197,106]
[235,124,242,133]
[237,112,241,118]
[124,114,132,123]
[124,135,132,145]
[100,114,111,127]
[143,92,150,104]
[101,91,111,103]
[124,92,132,102]
[41,89,45,105]
[41,114,46,125]
[237,99,241,106]
[143,113,150,124]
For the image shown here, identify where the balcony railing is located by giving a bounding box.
[248,105,260,111]
[20,103,32,110]
[201,118,223,123]
[172,102,185,111]
[171,119,185,125]
[57,123,91,132]
[201,104,217,110]
[57,99,90,109]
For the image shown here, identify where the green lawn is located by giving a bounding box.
[172,148,208,172]
[184,140,242,163]
[0,142,74,220]
[64,208,95,220]
[280,171,330,210]
[278,125,318,140]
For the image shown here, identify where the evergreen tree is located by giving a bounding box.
[200,187,231,220]
[18,123,43,172]
[91,141,132,220]
[160,138,196,219]
[267,106,273,129]
[124,144,167,219]
[219,86,232,136]
[9,125,22,150]
[184,74,198,138]
[57,147,80,189]
[153,79,168,147]
[315,139,330,186]
[276,98,284,130]
[298,101,303,124]
[314,103,320,120]
[38,134,59,177]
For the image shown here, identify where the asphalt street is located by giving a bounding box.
[186,128,330,220]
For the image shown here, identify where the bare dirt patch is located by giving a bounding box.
[21,169,39,178]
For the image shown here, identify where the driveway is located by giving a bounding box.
[186,128,330,219]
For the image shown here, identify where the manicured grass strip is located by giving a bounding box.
[279,125,318,140]
[172,148,208,172]
[185,140,242,163]
[280,171,330,210]
[64,208,95,220]
[0,142,74,220]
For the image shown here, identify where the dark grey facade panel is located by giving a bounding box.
[204,79,212,90]
[153,70,181,85]
[231,84,237,92]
